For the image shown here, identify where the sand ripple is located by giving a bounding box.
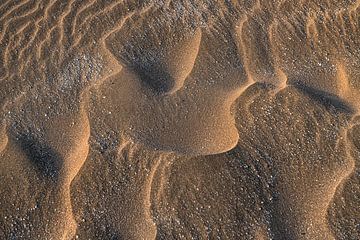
[0,0,359,239]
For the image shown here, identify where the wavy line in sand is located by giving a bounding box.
[13,1,49,60]
[71,0,142,49]
[62,0,98,46]
[141,154,170,240]
[0,0,32,25]
[0,0,39,78]
[71,0,97,36]
[36,24,59,60]
[98,141,174,240]
[0,0,39,41]
[35,0,72,59]
[36,0,75,60]
[74,0,118,36]
[0,0,19,11]
[57,0,77,48]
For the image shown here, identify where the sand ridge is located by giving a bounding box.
[232,84,357,239]
[0,124,7,153]
[0,99,90,239]
[0,0,360,239]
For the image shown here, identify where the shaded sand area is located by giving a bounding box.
[0,0,360,239]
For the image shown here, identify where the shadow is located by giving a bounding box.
[291,81,355,114]
[16,132,63,181]
[131,63,175,95]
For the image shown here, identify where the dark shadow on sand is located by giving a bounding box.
[291,81,355,114]
[16,132,63,181]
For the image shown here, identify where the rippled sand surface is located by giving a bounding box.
[0,1,359,239]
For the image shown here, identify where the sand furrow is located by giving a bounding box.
[73,0,111,34]
[0,0,31,23]
[57,0,77,48]
[0,0,38,37]
[71,0,97,36]
[0,0,16,10]
[36,0,75,60]
[36,25,59,60]
[19,0,57,60]
[0,0,39,78]
[72,0,151,49]
[7,21,32,56]
[17,17,41,61]
[74,0,117,37]
[59,0,87,49]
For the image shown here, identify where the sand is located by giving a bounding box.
[0,0,359,239]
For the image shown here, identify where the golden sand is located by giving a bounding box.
[0,0,359,239]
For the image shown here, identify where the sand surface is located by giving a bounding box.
[0,0,360,239]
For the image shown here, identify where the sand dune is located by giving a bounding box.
[0,100,90,239]
[232,84,356,239]
[1,0,360,239]
[106,22,202,94]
